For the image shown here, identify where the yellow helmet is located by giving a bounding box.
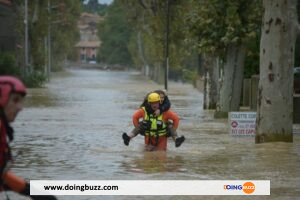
[148,92,160,103]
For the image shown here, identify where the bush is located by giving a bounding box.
[0,52,46,87]
[22,71,46,88]
[0,52,21,76]
[182,69,197,83]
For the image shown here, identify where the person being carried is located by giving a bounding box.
[140,90,170,118]
[123,90,185,147]
[122,92,184,151]
[0,76,57,200]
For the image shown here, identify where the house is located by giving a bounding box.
[75,12,102,63]
[75,40,101,62]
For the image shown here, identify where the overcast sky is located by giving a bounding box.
[98,0,113,4]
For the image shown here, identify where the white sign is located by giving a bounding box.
[229,112,256,136]
[30,180,270,195]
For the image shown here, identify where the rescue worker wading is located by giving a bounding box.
[0,76,57,200]
[123,92,180,151]
[143,90,185,145]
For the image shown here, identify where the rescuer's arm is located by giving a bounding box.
[3,171,57,200]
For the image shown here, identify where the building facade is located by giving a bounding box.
[75,13,101,63]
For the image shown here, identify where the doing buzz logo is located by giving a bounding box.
[224,182,255,194]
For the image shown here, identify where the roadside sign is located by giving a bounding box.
[229,112,256,136]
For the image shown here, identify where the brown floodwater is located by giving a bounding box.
[5,68,300,200]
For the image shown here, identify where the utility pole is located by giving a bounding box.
[47,0,51,81]
[164,0,170,91]
[24,0,28,77]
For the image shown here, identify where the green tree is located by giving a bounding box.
[185,0,226,109]
[15,0,81,73]
[50,0,81,71]
[0,52,21,76]
[82,0,108,16]
[122,0,195,83]
[186,0,261,114]
[98,0,133,66]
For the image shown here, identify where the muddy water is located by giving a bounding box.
[7,69,300,200]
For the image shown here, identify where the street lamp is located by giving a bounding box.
[46,0,51,81]
[24,0,28,77]
[164,0,170,91]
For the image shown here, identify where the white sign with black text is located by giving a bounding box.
[229,112,256,136]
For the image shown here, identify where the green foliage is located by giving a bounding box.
[0,52,21,76]
[121,0,197,76]
[22,71,46,88]
[51,0,81,71]
[28,0,48,72]
[184,0,262,80]
[1,1,80,87]
[14,0,81,72]
[186,0,261,56]
[97,0,262,82]
[185,0,227,55]
[182,69,197,83]
[82,0,108,16]
[0,52,45,87]
[98,0,133,66]
[244,34,260,78]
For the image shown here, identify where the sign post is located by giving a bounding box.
[229,112,256,136]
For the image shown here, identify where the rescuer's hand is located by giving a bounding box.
[154,109,160,117]
[19,182,58,200]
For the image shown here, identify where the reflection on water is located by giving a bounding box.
[122,151,185,174]
[7,69,300,200]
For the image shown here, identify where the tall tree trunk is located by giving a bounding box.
[152,63,164,84]
[137,31,149,76]
[138,12,150,76]
[32,0,39,23]
[203,54,219,109]
[218,44,246,116]
[197,54,204,76]
[157,63,164,84]
[256,0,299,143]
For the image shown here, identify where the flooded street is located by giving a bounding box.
[8,68,300,200]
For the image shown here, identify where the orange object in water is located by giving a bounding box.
[2,171,26,192]
[144,136,167,151]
